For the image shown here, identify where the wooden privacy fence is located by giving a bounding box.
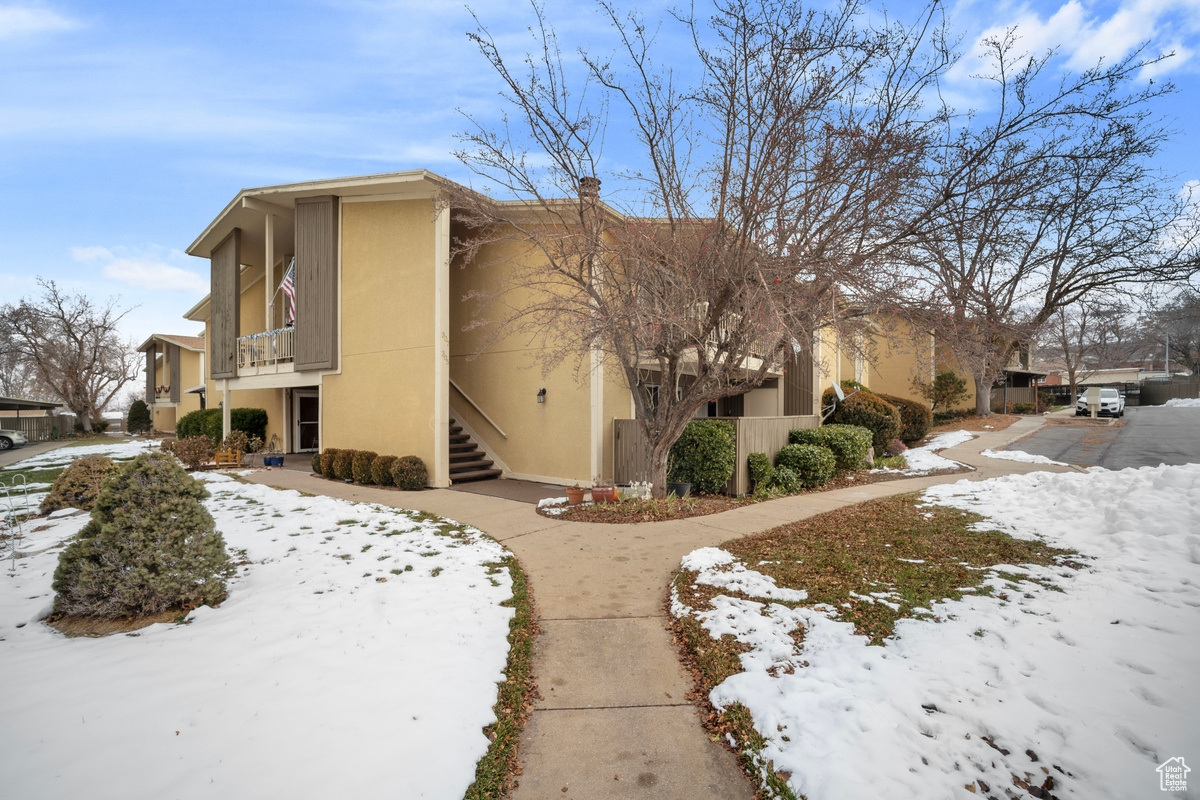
[2,416,65,442]
[614,415,819,496]
[1141,377,1200,406]
[990,385,1038,411]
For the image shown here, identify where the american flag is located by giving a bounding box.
[280,258,296,325]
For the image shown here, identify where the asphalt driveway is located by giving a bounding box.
[1004,406,1200,469]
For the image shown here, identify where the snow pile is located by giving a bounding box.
[981,448,1069,466]
[0,469,516,799]
[875,429,974,475]
[675,464,1200,799]
[1163,397,1200,407]
[681,547,808,602]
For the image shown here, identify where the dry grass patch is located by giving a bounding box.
[927,412,1019,436]
[47,610,187,638]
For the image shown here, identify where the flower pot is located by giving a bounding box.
[592,486,615,503]
[667,482,691,498]
[566,487,586,505]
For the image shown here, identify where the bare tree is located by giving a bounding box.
[3,280,139,429]
[900,35,1200,414]
[1045,302,1136,399]
[0,317,49,399]
[1144,288,1200,374]
[451,0,950,493]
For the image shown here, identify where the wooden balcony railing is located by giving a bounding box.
[237,327,295,368]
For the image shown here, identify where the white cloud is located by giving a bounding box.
[0,5,78,40]
[71,245,208,295]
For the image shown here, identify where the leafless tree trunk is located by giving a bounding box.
[2,280,139,429]
[450,0,949,493]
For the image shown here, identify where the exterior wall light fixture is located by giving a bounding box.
[537,388,547,404]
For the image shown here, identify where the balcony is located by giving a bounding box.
[237,327,295,375]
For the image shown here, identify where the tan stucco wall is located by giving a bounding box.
[744,382,784,417]
[867,319,933,404]
[449,231,593,483]
[320,200,438,471]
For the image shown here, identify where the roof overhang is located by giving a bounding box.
[0,396,62,411]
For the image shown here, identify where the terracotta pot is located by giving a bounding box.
[593,486,615,503]
[566,487,586,505]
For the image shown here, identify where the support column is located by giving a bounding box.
[590,347,604,480]
[222,380,232,439]
[432,204,450,487]
[265,212,275,330]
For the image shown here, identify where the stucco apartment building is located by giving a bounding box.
[181,170,936,488]
[138,334,206,433]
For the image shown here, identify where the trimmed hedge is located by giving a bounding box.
[371,455,398,486]
[352,450,378,485]
[176,407,268,443]
[827,393,901,454]
[332,449,355,481]
[311,452,323,475]
[788,424,872,470]
[319,448,340,477]
[767,464,800,494]
[774,443,837,488]
[668,419,736,495]
[876,393,932,443]
[391,456,428,490]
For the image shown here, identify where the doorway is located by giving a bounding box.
[293,389,320,452]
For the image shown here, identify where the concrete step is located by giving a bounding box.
[449,458,494,473]
[449,467,502,483]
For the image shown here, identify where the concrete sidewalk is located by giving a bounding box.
[243,415,1065,799]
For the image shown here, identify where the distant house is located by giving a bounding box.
[137,334,206,433]
[180,170,822,488]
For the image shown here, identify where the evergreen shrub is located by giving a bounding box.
[127,400,152,434]
[391,456,428,490]
[319,448,340,477]
[827,393,901,454]
[51,451,233,618]
[877,393,932,443]
[788,425,872,470]
[332,450,356,481]
[39,455,119,514]
[747,452,773,491]
[352,451,378,484]
[667,420,736,495]
[311,452,323,475]
[774,444,837,488]
[371,455,398,486]
[767,465,800,494]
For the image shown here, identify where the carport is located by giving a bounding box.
[0,396,65,441]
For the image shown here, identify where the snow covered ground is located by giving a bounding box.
[1164,397,1200,407]
[981,448,1069,466]
[875,429,975,475]
[674,464,1200,799]
[0,461,516,799]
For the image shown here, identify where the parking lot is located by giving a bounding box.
[1008,406,1200,469]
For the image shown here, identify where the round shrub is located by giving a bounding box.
[311,452,323,475]
[351,450,378,484]
[332,449,356,481]
[126,400,152,435]
[229,408,268,442]
[877,393,932,443]
[176,408,221,441]
[39,455,119,514]
[747,452,773,491]
[667,419,736,495]
[767,465,800,494]
[319,448,341,477]
[51,451,233,619]
[371,455,398,486]
[774,443,837,488]
[828,393,901,454]
[391,456,428,490]
[162,436,216,471]
[886,439,908,456]
[788,425,872,470]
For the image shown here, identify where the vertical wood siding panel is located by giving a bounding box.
[294,195,339,371]
[784,347,815,416]
[210,229,241,379]
[145,348,155,404]
[169,345,181,403]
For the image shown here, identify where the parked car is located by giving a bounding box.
[0,428,29,450]
[1075,387,1125,418]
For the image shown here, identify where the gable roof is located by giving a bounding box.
[138,333,206,353]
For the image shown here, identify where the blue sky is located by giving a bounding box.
[3,0,1199,353]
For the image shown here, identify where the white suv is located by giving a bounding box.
[1075,388,1125,418]
[0,428,29,450]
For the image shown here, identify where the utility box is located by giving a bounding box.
[1086,386,1102,418]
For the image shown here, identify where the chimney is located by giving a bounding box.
[579,176,601,199]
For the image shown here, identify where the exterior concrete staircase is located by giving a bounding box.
[449,418,501,483]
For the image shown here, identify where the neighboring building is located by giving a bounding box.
[137,334,206,433]
[181,170,823,488]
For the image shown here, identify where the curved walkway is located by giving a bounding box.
[243,416,1069,799]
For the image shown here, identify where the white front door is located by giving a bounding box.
[293,389,319,452]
